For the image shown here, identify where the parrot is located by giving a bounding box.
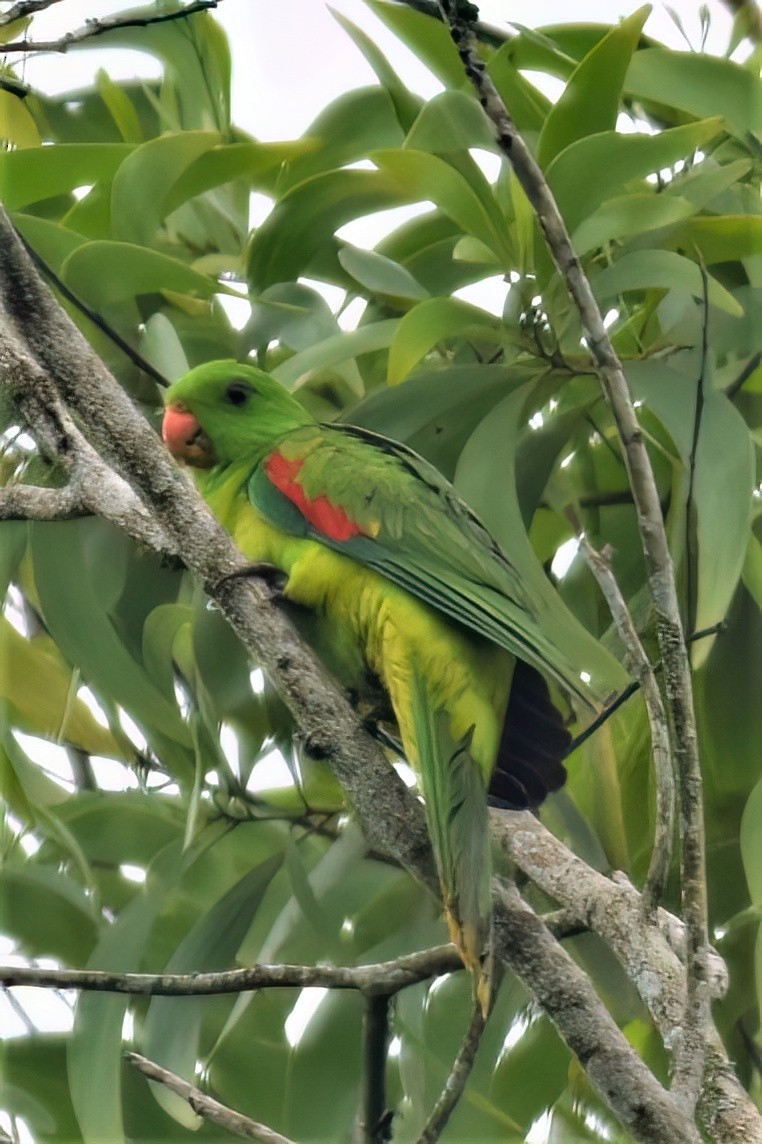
[162,359,617,1013]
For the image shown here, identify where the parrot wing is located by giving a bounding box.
[247,422,624,709]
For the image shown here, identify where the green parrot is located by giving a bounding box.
[162,359,618,1011]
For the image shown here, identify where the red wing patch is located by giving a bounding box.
[265,451,365,543]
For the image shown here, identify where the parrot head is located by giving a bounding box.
[162,360,312,468]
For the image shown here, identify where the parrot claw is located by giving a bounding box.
[214,562,289,600]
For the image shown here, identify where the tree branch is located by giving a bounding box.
[125,1052,295,1144]
[358,995,392,1144]
[0,946,461,997]
[0,0,221,52]
[0,0,66,29]
[493,883,700,1144]
[416,1003,487,1143]
[436,0,709,1109]
[494,810,759,1143]
[0,482,87,521]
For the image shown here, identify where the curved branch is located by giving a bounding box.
[126,1052,294,1144]
[0,1,221,52]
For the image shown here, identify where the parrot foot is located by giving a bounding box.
[215,562,289,600]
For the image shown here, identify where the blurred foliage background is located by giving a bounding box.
[0,2,760,1140]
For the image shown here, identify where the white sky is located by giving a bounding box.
[17,1,737,140]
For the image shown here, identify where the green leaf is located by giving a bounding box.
[247,168,410,290]
[627,360,755,663]
[365,0,467,89]
[0,143,132,210]
[95,69,143,143]
[487,46,550,135]
[68,847,181,1144]
[273,319,400,389]
[547,118,725,232]
[626,49,762,136]
[61,241,230,305]
[387,297,502,385]
[592,249,742,316]
[667,216,762,265]
[163,138,312,212]
[111,130,220,245]
[139,312,190,382]
[330,9,422,130]
[572,192,698,256]
[404,89,497,153]
[0,615,127,758]
[538,7,649,167]
[143,853,283,1128]
[372,148,511,263]
[10,213,89,271]
[338,245,429,300]
[30,520,191,750]
[0,89,41,148]
[0,866,98,963]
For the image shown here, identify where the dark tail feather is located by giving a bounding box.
[488,659,570,810]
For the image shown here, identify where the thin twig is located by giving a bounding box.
[125,1052,295,1144]
[0,946,461,997]
[1,0,220,52]
[0,0,66,28]
[17,233,170,389]
[415,1003,487,1143]
[578,538,674,914]
[358,995,392,1144]
[436,0,710,1110]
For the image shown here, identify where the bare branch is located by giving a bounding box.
[357,995,392,1144]
[436,0,710,1109]
[416,1003,487,1144]
[0,0,66,30]
[1,0,220,52]
[578,537,674,913]
[495,810,760,1143]
[493,883,701,1144]
[0,946,461,997]
[125,1052,295,1144]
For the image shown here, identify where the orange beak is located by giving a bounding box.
[162,403,215,468]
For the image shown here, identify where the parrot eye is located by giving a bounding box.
[225,382,251,407]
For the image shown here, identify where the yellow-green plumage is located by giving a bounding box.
[163,360,618,1010]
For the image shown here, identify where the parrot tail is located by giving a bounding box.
[409,670,493,1017]
[488,659,570,809]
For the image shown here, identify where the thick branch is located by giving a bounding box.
[126,1052,294,1144]
[493,884,700,1144]
[0,0,220,52]
[495,810,759,1143]
[437,0,709,1108]
[0,947,461,997]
